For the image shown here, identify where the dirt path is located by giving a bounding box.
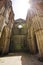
[0,52,43,65]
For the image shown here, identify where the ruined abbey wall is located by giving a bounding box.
[26,0,43,59]
[0,0,14,54]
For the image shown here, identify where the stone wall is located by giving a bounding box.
[26,0,43,58]
[10,19,27,52]
[0,0,14,54]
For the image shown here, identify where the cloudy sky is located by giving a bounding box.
[11,0,30,20]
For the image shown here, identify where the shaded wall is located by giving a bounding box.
[10,19,28,52]
[0,0,14,54]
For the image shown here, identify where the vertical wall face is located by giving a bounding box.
[0,0,14,54]
[26,7,37,54]
[32,2,43,59]
[10,19,27,52]
[26,0,43,55]
[0,0,5,9]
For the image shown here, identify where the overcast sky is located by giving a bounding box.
[11,0,30,20]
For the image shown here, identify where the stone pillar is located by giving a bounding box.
[26,9,37,54]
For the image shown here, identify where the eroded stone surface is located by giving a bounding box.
[0,0,14,54]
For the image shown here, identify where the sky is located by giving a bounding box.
[11,0,30,20]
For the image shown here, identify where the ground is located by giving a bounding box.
[0,52,43,65]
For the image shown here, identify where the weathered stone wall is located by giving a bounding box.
[0,0,14,54]
[32,2,43,60]
[10,19,27,52]
[26,0,43,57]
[32,13,43,59]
